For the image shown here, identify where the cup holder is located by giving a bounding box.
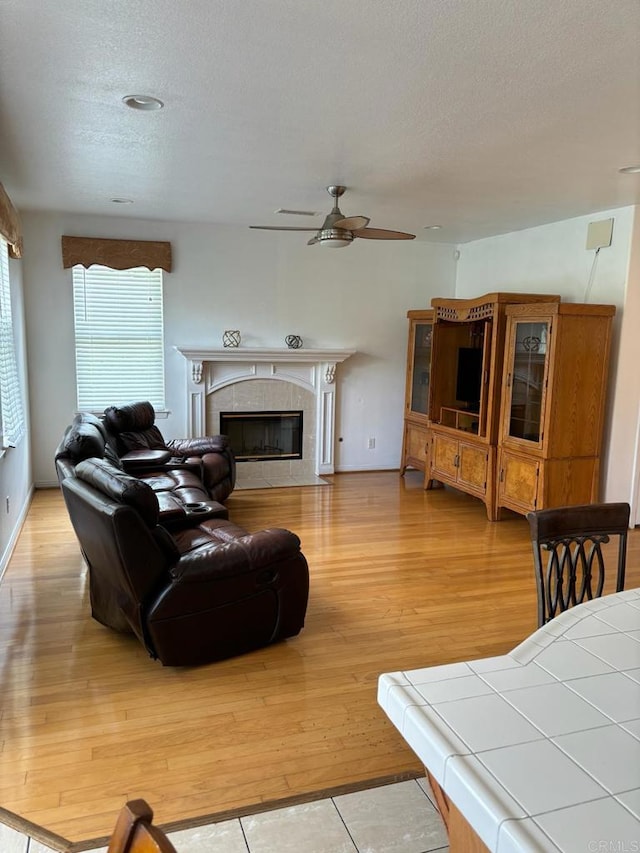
[185,502,209,513]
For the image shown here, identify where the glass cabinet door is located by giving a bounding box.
[505,320,549,443]
[409,322,433,416]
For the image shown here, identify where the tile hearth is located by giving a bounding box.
[235,473,330,490]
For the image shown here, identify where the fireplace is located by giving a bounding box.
[175,346,356,475]
[220,410,303,461]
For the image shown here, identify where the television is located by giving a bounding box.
[455,347,483,410]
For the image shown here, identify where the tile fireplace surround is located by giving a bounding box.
[175,347,356,476]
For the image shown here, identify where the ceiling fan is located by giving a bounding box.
[250,185,416,248]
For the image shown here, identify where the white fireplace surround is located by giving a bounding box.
[175,347,356,474]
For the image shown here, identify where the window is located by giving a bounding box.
[72,264,165,411]
[0,238,26,448]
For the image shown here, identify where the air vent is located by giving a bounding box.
[275,208,318,216]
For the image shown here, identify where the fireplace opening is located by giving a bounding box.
[220,411,303,462]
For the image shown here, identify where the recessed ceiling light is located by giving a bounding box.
[122,95,164,111]
[618,165,640,174]
[424,225,442,230]
[111,198,134,204]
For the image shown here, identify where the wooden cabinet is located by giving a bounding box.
[430,433,492,499]
[402,421,431,474]
[425,293,560,519]
[497,302,615,515]
[402,295,614,520]
[400,311,433,479]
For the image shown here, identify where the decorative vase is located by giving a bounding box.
[223,330,241,348]
[285,334,303,349]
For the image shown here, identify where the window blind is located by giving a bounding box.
[0,238,26,447]
[72,264,165,410]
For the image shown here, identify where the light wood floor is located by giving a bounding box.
[2,472,639,847]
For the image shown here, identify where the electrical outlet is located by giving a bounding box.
[368,437,375,449]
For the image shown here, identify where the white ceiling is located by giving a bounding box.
[1,0,639,244]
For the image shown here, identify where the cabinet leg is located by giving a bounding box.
[425,477,444,491]
[485,501,499,522]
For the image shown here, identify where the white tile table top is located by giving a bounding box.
[378,589,640,852]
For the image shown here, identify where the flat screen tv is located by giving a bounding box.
[456,347,483,410]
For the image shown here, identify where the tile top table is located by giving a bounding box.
[378,589,640,852]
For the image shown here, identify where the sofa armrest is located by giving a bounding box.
[167,435,230,456]
[170,529,302,583]
[120,448,173,471]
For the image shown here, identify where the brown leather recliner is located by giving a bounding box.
[55,412,228,529]
[61,457,309,666]
[103,401,235,503]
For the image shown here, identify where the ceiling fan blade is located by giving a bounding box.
[333,215,370,231]
[354,227,416,240]
[307,236,319,245]
[250,226,320,232]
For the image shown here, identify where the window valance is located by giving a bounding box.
[0,182,23,259]
[61,235,172,272]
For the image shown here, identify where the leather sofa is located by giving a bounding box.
[103,401,235,503]
[61,457,310,666]
[55,406,234,528]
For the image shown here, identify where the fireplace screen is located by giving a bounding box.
[220,410,303,461]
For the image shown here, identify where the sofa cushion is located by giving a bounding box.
[74,411,108,440]
[103,401,168,454]
[104,401,156,432]
[55,412,122,471]
[75,458,159,528]
[62,421,106,463]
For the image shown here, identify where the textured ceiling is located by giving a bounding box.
[0,0,639,243]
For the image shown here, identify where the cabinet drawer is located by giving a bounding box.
[498,451,539,512]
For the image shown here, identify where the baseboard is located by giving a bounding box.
[0,483,35,582]
[334,465,400,473]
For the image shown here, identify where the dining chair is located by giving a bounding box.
[107,799,178,853]
[526,502,630,627]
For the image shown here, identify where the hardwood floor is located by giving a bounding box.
[1,471,639,846]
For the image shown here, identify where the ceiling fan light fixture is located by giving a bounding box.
[250,186,414,245]
[319,230,353,248]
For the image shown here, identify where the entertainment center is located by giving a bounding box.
[400,292,615,520]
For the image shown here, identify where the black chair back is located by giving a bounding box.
[527,502,630,627]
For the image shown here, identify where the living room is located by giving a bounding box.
[1,1,640,851]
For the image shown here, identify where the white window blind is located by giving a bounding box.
[72,264,165,410]
[0,238,26,447]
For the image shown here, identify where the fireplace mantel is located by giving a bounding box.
[175,346,356,474]
[175,346,355,364]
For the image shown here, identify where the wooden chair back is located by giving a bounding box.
[527,502,630,627]
[107,799,178,853]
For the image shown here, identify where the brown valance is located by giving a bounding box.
[0,182,23,259]
[61,235,172,272]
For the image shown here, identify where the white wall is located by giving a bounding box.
[0,254,32,577]
[610,208,640,520]
[21,211,457,485]
[454,205,637,508]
